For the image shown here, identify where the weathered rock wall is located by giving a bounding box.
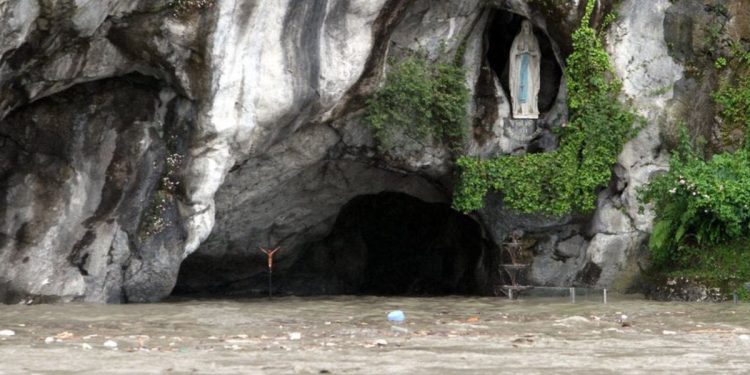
[0,0,727,302]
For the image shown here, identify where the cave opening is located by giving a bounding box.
[173,192,495,297]
[288,192,491,296]
[487,9,562,114]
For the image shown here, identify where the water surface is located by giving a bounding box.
[1,295,750,374]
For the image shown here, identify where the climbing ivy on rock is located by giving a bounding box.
[365,55,469,153]
[452,1,636,215]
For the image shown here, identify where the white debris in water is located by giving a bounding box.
[288,332,301,341]
[0,330,15,337]
[103,340,118,348]
[738,334,750,342]
[82,343,92,350]
[44,337,55,344]
[374,339,388,347]
[662,330,677,335]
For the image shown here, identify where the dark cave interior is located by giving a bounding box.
[173,192,496,297]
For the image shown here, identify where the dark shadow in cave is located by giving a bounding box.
[487,9,562,114]
[172,192,497,298]
[285,192,493,296]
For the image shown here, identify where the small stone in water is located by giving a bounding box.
[289,332,302,340]
[103,340,118,348]
[0,330,15,336]
[44,337,55,344]
[374,339,388,347]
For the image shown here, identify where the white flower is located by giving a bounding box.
[679,179,686,185]
[669,188,677,194]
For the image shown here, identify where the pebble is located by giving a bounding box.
[374,339,388,347]
[44,337,55,344]
[0,330,15,337]
[289,332,302,341]
[103,340,118,348]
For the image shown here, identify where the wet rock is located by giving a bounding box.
[0,0,707,301]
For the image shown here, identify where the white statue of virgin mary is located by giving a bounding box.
[509,20,541,119]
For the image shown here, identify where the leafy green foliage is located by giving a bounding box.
[452,1,635,215]
[365,55,469,153]
[640,127,750,272]
[714,57,728,70]
[713,76,750,145]
[663,240,750,294]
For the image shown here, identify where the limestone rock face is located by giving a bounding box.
[0,0,708,302]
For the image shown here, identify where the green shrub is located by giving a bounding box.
[641,131,750,267]
[452,1,635,215]
[365,55,469,153]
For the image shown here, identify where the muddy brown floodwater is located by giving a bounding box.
[2,295,750,374]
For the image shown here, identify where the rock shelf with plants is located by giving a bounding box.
[452,1,636,216]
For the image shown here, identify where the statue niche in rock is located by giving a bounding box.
[510,20,541,119]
